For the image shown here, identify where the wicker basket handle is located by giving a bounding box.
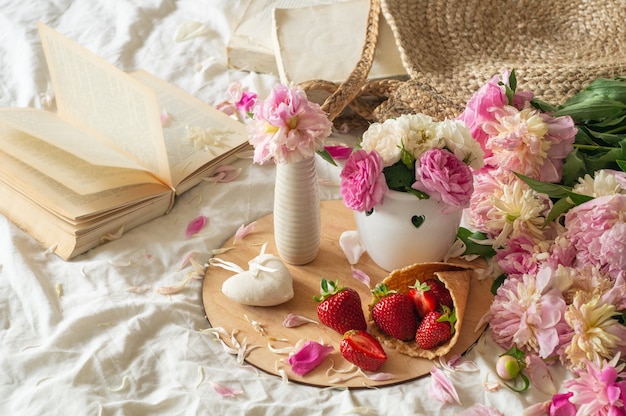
[319,0,381,122]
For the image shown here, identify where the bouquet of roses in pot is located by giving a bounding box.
[332,114,485,214]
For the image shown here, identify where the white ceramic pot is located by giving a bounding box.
[273,156,321,265]
[354,190,461,271]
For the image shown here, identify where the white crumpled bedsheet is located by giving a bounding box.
[0,1,567,414]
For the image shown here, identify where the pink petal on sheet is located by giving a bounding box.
[429,366,462,405]
[209,381,243,398]
[525,354,556,395]
[233,221,257,244]
[186,215,208,238]
[203,165,242,183]
[177,251,198,270]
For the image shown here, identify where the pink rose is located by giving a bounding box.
[340,149,388,212]
[412,148,474,210]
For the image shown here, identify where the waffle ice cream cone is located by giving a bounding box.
[369,261,475,360]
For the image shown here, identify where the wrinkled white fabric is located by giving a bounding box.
[0,1,565,414]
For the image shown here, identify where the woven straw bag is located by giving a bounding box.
[301,0,626,126]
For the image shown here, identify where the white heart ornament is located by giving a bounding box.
[221,253,294,306]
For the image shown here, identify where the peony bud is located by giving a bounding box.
[496,355,521,380]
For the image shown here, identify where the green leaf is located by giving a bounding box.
[514,173,572,198]
[509,69,517,92]
[554,97,626,122]
[617,160,626,172]
[505,373,531,393]
[490,273,507,295]
[566,191,594,205]
[316,148,337,166]
[383,161,415,191]
[561,149,588,187]
[530,98,557,113]
[456,227,496,257]
[544,197,575,225]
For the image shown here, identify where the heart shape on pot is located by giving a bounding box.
[221,253,294,306]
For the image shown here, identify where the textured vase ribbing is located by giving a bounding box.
[273,156,321,265]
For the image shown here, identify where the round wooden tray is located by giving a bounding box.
[202,200,493,389]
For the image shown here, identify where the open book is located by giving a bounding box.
[0,23,250,260]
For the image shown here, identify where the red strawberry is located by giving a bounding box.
[371,283,417,341]
[407,279,438,319]
[426,279,453,309]
[340,329,387,372]
[314,277,367,334]
[415,306,456,350]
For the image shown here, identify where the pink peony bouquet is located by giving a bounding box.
[335,113,485,213]
[458,70,626,414]
[247,83,332,165]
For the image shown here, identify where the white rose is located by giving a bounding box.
[360,118,403,166]
[394,113,442,160]
[437,119,485,170]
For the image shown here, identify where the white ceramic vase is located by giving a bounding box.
[273,156,321,265]
[354,190,462,272]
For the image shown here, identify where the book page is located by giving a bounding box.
[129,71,249,187]
[37,22,173,188]
[0,108,147,171]
[0,121,160,195]
[0,147,170,222]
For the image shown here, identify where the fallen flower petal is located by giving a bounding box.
[282,313,319,328]
[525,354,556,395]
[203,165,242,183]
[324,145,353,160]
[521,400,551,416]
[185,215,208,238]
[483,373,501,392]
[359,369,394,381]
[126,285,151,294]
[339,231,365,265]
[156,275,190,295]
[288,341,333,376]
[233,221,257,244]
[194,366,204,390]
[351,268,371,288]
[108,376,130,392]
[100,225,125,243]
[160,110,171,127]
[430,366,462,405]
[439,355,479,373]
[177,251,198,271]
[209,381,243,398]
